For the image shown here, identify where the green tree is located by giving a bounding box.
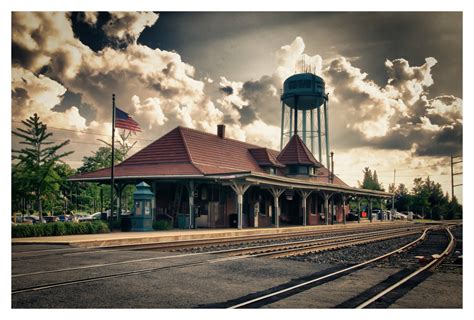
[76,130,138,215]
[359,167,384,191]
[77,146,123,174]
[12,114,73,218]
[393,183,413,212]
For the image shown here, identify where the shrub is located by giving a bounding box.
[53,222,66,236]
[12,220,110,238]
[152,220,172,230]
[108,219,121,231]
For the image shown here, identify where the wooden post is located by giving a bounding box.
[342,194,347,225]
[268,187,285,228]
[368,197,373,222]
[322,191,331,225]
[188,181,195,229]
[357,197,361,223]
[230,181,252,229]
[297,190,312,226]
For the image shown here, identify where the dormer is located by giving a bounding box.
[277,134,322,177]
[249,148,285,175]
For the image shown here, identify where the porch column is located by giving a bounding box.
[230,181,252,230]
[368,197,373,222]
[268,187,285,228]
[114,183,125,221]
[380,198,384,220]
[298,190,312,226]
[357,197,361,223]
[342,194,348,225]
[188,181,195,229]
[330,197,335,225]
[322,191,331,225]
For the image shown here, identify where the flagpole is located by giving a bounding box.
[111,94,116,222]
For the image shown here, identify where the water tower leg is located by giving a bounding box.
[317,107,322,163]
[302,109,307,144]
[324,99,330,170]
[310,109,314,154]
[280,101,285,150]
[289,107,293,138]
[294,96,299,136]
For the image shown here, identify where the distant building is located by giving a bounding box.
[70,125,391,229]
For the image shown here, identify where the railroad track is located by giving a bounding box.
[355,226,456,308]
[12,223,416,256]
[11,223,419,261]
[224,225,455,308]
[12,226,427,295]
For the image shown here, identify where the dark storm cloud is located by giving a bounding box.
[220,86,233,95]
[12,42,35,69]
[414,123,462,157]
[70,12,112,51]
[52,90,97,124]
[11,87,29,116]
[240,74,281,125]
[238,105,258,126]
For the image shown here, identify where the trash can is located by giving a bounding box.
[121,216,132,231]
[229,213,238,228]
[177,213,190,229]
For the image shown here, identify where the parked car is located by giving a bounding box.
[369,209,380,220]
[393,212,408,220]
[23,216,46,224]
[346,212,359,221]
[43,216,59,223]
[57,215,70,222]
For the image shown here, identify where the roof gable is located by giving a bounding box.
[249,148,286,168]
[277,134,322,167]
[123,127,191,165]
[179,127,265,174]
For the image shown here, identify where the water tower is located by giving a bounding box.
[280,72,330,169]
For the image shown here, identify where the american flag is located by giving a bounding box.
[115,107,141,132]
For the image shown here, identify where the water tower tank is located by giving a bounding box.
[281,73,325,110]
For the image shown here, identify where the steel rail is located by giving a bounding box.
[355,226,456,309]
[11,223,417,259]
[225,229,424,258]
[254,230,423,259]
[13,228,425,294]
[13,226,425,278]
[228,227,431,308]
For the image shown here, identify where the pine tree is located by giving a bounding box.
[12,113,73,218]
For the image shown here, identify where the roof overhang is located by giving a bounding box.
[69,170,392,198]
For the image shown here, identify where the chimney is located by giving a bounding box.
[217,124,226,139]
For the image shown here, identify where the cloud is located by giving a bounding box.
[11,13,462,178]
[102,12,159,45]
[385,57,437,105]
[11,66,88,131]
[276,36,323,79]
[131,95,168,129]
[82,12,99,25]
[220,85,233,95]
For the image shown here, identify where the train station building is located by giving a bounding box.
[70,124,392,229]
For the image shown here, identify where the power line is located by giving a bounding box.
[11,120,155,142]
[450,155,463,200]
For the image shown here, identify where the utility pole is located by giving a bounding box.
[330,151,334,183]
[391,169,396,210]
[450,155,463,200]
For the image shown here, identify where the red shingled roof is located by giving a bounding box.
[70,126,347,189]
[248,148,286,168]
[277,134,322,167]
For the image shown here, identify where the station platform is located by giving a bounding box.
[11,220,411,248]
